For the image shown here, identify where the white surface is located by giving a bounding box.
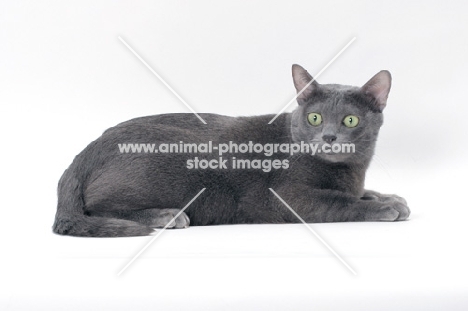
[1,1,468,310]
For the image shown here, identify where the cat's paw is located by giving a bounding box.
[365,199,411,222]
[150,209,190,229]
[362,191,408,206]
[377,194,408,207]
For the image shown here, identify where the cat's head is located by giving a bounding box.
[290,64,391,165]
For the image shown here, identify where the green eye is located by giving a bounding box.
[307,113,323,126]
[343,115,359,128]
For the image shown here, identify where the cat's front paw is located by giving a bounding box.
[362,191,408,207]
[364,198,411,222]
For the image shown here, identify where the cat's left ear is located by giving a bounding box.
[361,70,392,112]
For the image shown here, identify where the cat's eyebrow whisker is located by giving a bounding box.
[118,36,207,125]
[268,37,356,125]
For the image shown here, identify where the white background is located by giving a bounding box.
[1,1,468,310]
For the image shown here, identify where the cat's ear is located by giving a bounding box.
[361,70,392,112]
[292,64,318,103]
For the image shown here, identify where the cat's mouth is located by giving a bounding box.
[311,141,355,153]
[309,141,356,162]
[316,152,352,163]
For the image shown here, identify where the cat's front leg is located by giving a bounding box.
[361,190,411,220]
[361,190,408,206]
[272,186,410,223]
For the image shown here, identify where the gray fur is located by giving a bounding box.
[53,64,410,237]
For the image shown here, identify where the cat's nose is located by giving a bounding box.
[322,135,337,143]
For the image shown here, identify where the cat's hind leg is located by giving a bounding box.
[90,208,190,229]
[146,209,190,229]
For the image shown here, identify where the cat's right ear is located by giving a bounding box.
[292,64,318,103]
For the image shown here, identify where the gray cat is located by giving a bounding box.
[53,64,410,237]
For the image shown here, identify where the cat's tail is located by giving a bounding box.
[52,165,154,237]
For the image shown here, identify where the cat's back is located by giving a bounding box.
[105,113,234,136]
[101,113,284,142]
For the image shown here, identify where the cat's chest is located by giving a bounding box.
[284,156,364,195]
